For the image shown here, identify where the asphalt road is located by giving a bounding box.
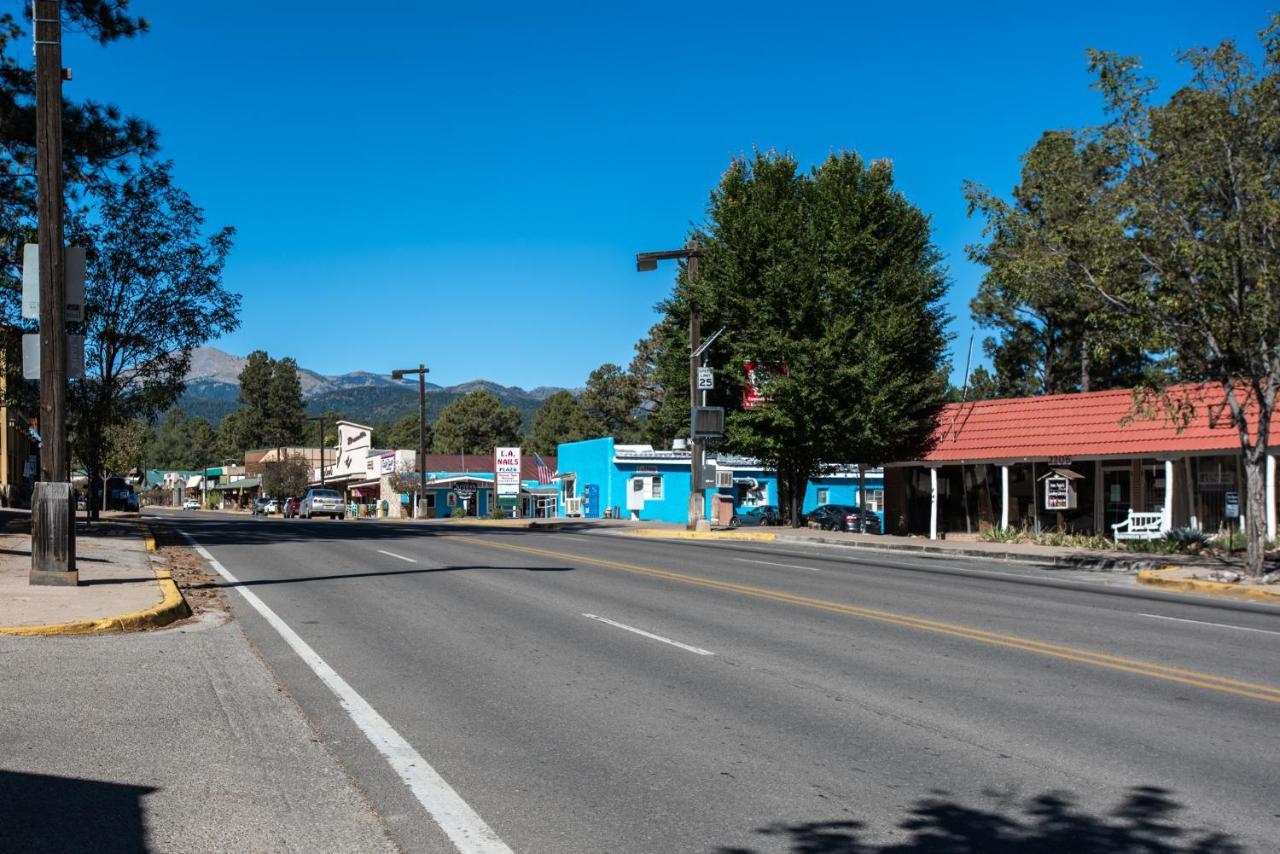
[153,509,1280,853]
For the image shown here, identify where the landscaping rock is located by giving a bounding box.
[1207,569,1243,584]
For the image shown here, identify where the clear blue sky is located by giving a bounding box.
[63,1,1272,389]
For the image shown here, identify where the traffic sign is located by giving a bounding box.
[22,244,86,322]
[696,366,714,390]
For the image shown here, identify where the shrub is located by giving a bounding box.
[980,526,1023,543]
[488,507,507,519]
[1164,526,1213,552]
[450,506,467,518]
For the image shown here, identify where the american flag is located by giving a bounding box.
[534,453,554,485]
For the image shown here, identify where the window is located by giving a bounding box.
[562,475,576,498]
[446,491,456,507]
[651,476,663,499]
[816,487,829,505]
[864,488,884,513]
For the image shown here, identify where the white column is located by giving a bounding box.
[1162,458,1174,533]
[1267,454,1277,541]
[1000,465,1010,531]
[929,467,939,540]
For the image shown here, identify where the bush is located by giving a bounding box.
[488,507,507,519]
[1214,529,1248,551]
[450,506,466,518]
[980,526,1023,543]
[1164,526,1213,552]
[1032,531,1115,550]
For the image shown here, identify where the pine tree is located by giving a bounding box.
[527,391,604,455]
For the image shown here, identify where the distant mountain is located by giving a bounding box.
[177,346,566,428]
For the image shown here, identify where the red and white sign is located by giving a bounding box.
[743,361,786,410]
[495,447,522,497]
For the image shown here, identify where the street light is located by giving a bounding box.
[391,364,429,520]
[636,240,709,531]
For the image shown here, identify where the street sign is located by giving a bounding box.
[22,333,84,380]
[495,447,521,498]
[690,406,724,439]
[22,244,86,322]
[1224,491,1240,519]
[696,366,714,390]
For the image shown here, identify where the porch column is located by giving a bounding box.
[1267,454,1277,542]
[1000,465,1010,531]
[1161,458,1174,533]
[929,466,939,541]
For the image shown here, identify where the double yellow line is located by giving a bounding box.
[466,537,1280,705]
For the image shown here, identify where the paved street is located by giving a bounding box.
[153,509,1279,853]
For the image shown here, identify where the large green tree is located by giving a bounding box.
[147,408,218,470]
[67,161,238,518]
[965,131,1151,397]
[1072,20,1280,575]
[652,151,950,525]
[431,390,521,455]
[581,363,640,442]
[221,351,305,453]
[526,390,604,455]
[373,413,432,452]
[1,2,156,332]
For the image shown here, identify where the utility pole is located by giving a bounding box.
[30,0,75,585]
[636,241,708,530]
[306,416,326,486]
[391,365,429,520]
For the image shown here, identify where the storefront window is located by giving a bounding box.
[817,487,829,504]
[651,476,663,499]
[864,488,884,513]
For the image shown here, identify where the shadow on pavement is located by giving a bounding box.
[0,769,155,853]
[715,786,1243,854]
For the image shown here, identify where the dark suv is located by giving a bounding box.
[806,504,882,534]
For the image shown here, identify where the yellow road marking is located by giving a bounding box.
[461,537,1280,705]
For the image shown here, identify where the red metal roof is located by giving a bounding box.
[922,384,1275,463]
[417,453,556,479]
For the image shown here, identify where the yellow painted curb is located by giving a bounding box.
[141,523,157,552]
[0,526,192,638]
[1137,565,1280,604]
[627,528,778,542]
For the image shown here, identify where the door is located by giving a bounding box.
[1102,468,1130,532]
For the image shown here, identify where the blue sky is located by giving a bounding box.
[61,1,1272,389]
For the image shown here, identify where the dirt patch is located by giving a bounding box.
[150,523,230,618]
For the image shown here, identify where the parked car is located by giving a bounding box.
[182,498,201,510]
[300,488,344,519]
[281,497,300,519]
[252,497,276,516]
[730,505,781,527]
[806,503,882,534]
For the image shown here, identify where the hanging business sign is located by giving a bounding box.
[1224,491,1240,519]
[742,361,786,410]
[494,447,521,497]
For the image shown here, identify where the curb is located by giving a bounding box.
[627,528,778,543]
[769,534,1160,572]
[1137,566,1280,603]
[0,526,192,637]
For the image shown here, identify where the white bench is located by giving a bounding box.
[1111,511,1165,541]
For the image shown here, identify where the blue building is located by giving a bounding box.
[555,438,884,526]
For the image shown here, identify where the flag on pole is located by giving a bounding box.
[534,453,554,485]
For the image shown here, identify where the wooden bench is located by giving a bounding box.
[1111,511,1165,541]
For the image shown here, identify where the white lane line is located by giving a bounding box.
[179,530,512,854]
[1139,613,1280,636]
[555,534,594,542]
[377,549,417,563]
[582,614,714,656]
[735,557,822,572]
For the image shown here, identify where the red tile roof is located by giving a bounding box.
[417,453,556,480]
[921,384,1276,463]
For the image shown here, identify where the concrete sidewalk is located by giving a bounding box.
[0,523,167,631]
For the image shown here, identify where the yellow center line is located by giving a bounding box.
[460,536,1280,705]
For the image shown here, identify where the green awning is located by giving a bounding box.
[210,477,261,491]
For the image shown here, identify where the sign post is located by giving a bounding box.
[494,447,521,515]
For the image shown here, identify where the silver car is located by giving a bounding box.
[300,488,344,519]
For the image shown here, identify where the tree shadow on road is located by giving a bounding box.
[187,562,576,590]
[715,786,1244,854]
[0,769,155,853]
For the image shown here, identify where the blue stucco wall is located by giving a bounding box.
[803,474,885,526]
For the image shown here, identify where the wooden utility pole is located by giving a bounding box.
[30,0,76,585]
[686,252,704,531]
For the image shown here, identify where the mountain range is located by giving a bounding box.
[178,347,569,427]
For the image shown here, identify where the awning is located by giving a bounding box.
[210,477,261,491]
[347,479,381,490]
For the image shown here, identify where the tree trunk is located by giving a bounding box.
[1080,339,1091,394]
[858,465,868,533]
[1243,450,1266,577]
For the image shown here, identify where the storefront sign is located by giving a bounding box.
[1224,491,1240,518]
[379,452,396,474]
[454,484,477,500]
[495,447,521,497]
[1047,456,1072,467]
